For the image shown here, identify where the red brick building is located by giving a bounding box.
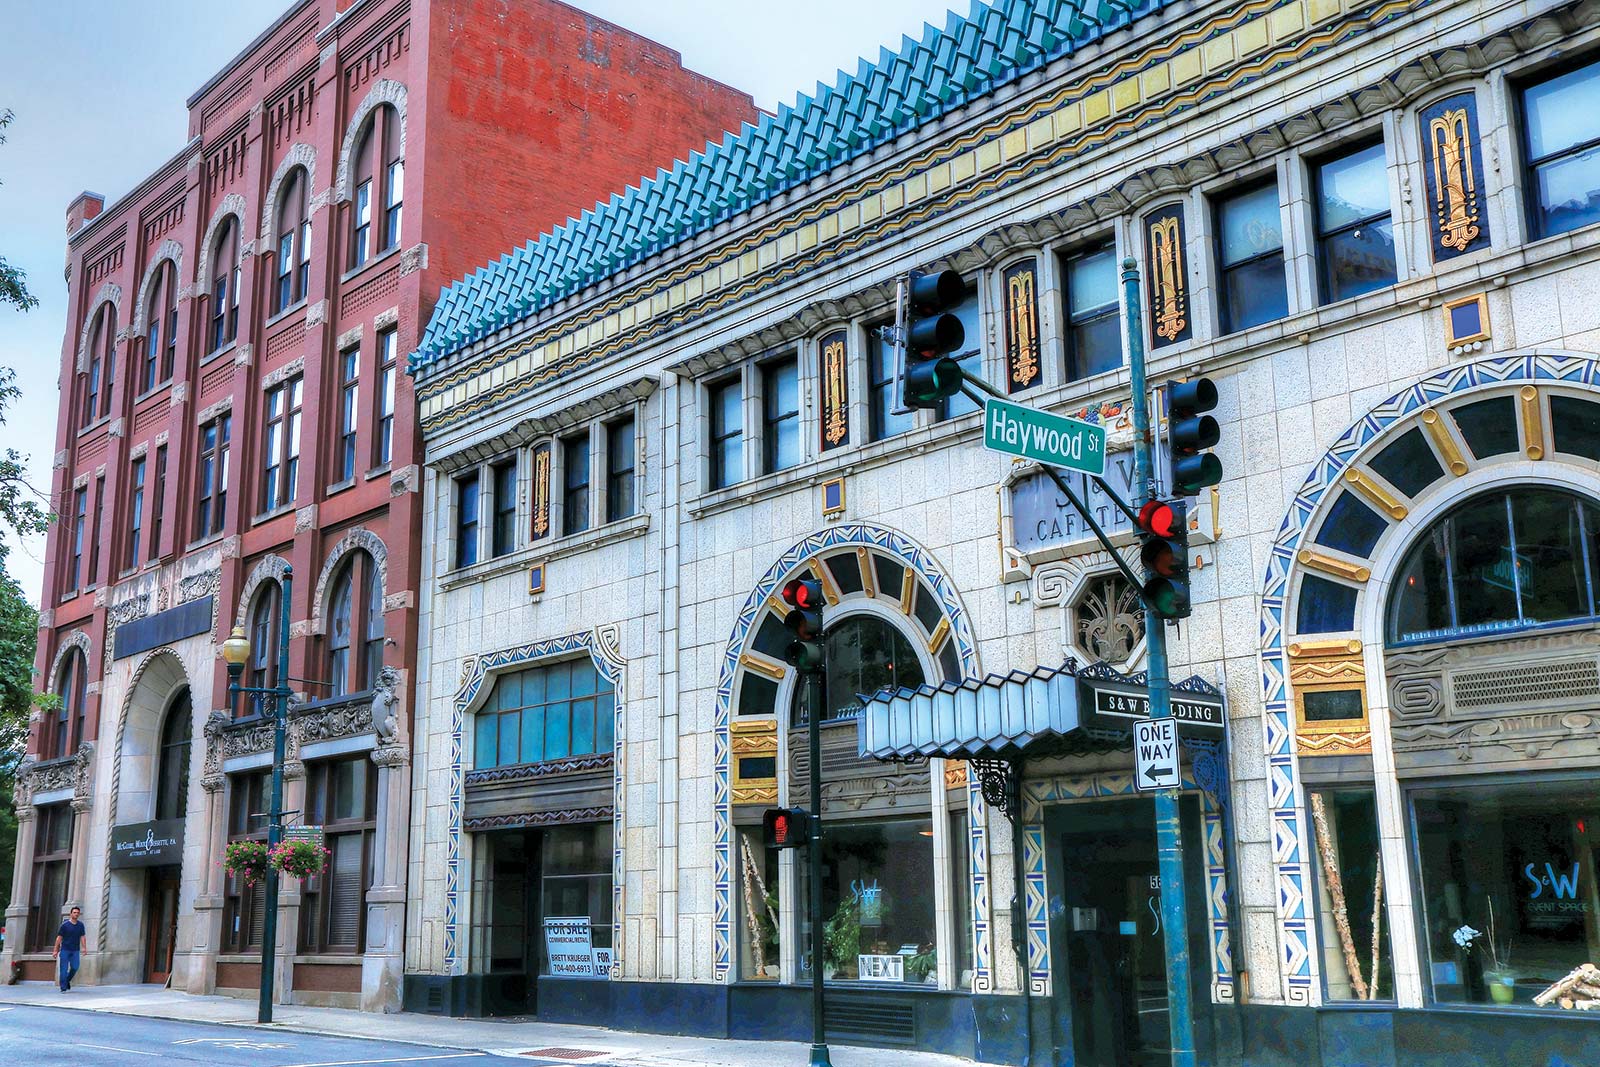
[4,0,752,1011]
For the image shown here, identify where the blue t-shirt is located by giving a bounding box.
[57,920,85,952]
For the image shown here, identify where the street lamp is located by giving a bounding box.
[221,567,293,1025]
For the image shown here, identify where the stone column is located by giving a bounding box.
[182,774,228,995]
[276,753,307,1004]
[2,804,37,976]
[363,739,410,1012]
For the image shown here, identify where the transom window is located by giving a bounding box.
[790,614,927,726]
[473,658,616,769]
[1388,488,1600,645]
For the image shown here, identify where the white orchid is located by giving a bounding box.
[1452,924,1482,949]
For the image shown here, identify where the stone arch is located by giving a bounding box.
[309,528,389,635]
[709,522,981,986]
[235,553,292,630]
[195,193,249,293]
[114,648,192,825]
[1257,350,1600,1008]
[336,79,407,203]
[131,240,185,337]
[260,144,317,246]
[75,283,122,373]
[49,630,93,693]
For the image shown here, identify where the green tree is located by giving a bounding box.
[0,109,38,312]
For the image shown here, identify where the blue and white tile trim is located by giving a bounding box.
[1020,757,1234,1000]
[713,522,982,985]
[443,625,628,976]
[1257,352,1600,1005]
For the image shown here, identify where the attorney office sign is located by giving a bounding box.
[109,819,184,869]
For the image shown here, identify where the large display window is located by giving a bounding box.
[1413,778,1600,1008]
[1309,788,1393,1001]
[798,817,939,984]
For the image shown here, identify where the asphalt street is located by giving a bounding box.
[0,1003,552,1067]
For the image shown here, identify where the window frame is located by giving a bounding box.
[66,486,86,594]
[298,756,376,955]
[150,444,167,562]
[222,770,270,953]
[142,259,178,393]
[760,354,801,475]
[243,582,282,719]
[260,376,304,514]
[350,106,403,269]
[491,458,519,558]
[126,454,147,572]
[26,803,74,953]
[708,374,745,489]
[210,218,241,353]
[81,304,115,428]
[1517,55,1600,241]
[455,471,481,569]
[1060,239,1122,383]
[561,431,592,537]
[337,346,360,484]
[605,417,637,524]
[196,413,231,540]
[273,168,312,314]
[1213,179,1289,335]
[374,328,397,467]
[1312,137,1398,305]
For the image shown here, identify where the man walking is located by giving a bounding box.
[53,906,87,992]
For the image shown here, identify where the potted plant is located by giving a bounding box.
[824,894,862,979]
[268,839,330,881]
[1481,897,1517,1004]
[223,839,269,885]
[905,947,938,984]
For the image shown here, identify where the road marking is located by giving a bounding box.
[175,1036,294,1050]
[79,1043,159,1056]
[280,1054,487,1067]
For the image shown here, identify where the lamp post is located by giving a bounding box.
[220,566,293,1025]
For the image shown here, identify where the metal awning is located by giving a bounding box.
[857,663,1084,761]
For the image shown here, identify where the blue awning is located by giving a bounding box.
[857,663,1084,761]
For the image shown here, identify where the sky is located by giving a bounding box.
[0,0,955,605]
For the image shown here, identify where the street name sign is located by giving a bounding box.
[1135,718,1180,792]
[984,397,1107,476]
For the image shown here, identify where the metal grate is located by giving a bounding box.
[520,1050,610,1061]
[825,995,917,1046]
[425,985,443,1013]
[1455,659,1600,709]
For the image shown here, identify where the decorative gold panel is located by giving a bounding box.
[1144,204,1191,347]
[1288,639,1369,756]
[1520,385,1545,461]
[531,444,552,540]
[1342,467,1407,520]
[1420,408,1469,476]
[819,329,850,450]
[1002,259,1042,391]
[731,719,779,805]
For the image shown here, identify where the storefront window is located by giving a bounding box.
[299,757,376,954]
[738,828,781,981]
[1414,778,1600,1008]
[222,770,269,954]
[27,803,73,952]
[950,808,974,989]
[1388,489,1600,645]
[541,822,614,976]
[1309,788,1393,1000]
[799,818,938,984]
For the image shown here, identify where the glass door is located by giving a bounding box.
[144,867,180,984]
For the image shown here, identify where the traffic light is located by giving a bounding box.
[1136,497,1192,620]
[1167,377,1222,496]
[763,806,813,850]
[901,269,967,408]
[781,575,825,672]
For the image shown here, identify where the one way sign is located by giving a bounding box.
[1134,718,1180,792]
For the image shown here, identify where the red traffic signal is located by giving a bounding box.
[763,807,812,850]
[1135,497,1192,620]
[782,576,825,612]
[781,576,825,671]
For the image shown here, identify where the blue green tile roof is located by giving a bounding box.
[411,0,1165,372]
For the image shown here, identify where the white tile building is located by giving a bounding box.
[405,0,1600,1061]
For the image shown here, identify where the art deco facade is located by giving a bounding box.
[407,0,1600,1063]
[7,0,753,1011]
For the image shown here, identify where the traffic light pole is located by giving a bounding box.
[806,669,832,1067]
[1123,257,1198,1067]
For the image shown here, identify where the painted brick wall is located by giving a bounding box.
[421,0,758,303]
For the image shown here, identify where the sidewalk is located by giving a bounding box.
[0,981,976,1066]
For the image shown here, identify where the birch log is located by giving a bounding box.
[1310,792,1369,1000]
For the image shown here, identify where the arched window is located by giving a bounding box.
[1388,488,1600,645]
[791,614,926,726]
[273,168,311,313]
[244,581,282,717]
[209,218,241,352]
[155,690,192,821]
[349,106,402,269]
[82,304,116,427]
[327,550,383,697]
[142,260,178,393]
[46,648,88,760]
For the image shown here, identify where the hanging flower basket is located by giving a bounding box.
[223,840,270,885]
[269,839,330,881]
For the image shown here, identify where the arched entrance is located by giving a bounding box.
[105,649,196,986]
